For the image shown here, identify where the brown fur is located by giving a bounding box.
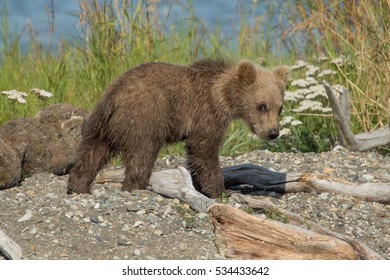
[67,59,289,198]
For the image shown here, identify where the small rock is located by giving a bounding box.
[131,190,142,197]
[121,225,130,231]
[136,209,146,215]
[172,198,180,205]
[319,193,329,200]
[65,211,74,219]
[90,215,99,223]
[148,213,159,224]
[28,227,37,235]
[26,190,35,197]
[163,205,172,217]
[361,174,374,182]
[119,191,131,198]
[322,167,333,174]
[126,203,139,212]
[196,213,208,220]
[233,203,242,209]
[21,227,30,233]
[18,210,33,222]
[179,243,188,251]
[133,249,142,256]
[154,230,163,236]
[118,239,133,246]
[45,193,56,199]
[134,221,144,228]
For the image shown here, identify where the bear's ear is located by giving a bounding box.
[274,66,290,82]
[235,60,257,86]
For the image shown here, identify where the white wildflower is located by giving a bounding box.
[317,69,337,77]
[280,116,293,126]
[291,60,307,70]
[30,88,54,98]
[291,77,317,88]
[316,55,329,63]
[321,107,333,113]
[331,57,344,66]
[1,89,28,104]
[305,65,320,77]
[292,100,325,113]
[305,85,327,99]
[284,90,306,102]
[279,128,291,137]
[291,120,303,126]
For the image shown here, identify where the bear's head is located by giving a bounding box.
[229,60,289,141]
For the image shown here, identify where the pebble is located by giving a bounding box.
[65,212,73,219]
[136,209,146,215]
[361,174,375,182]
[148,213,159,224]
[133,249,142,256]
[28,227,37,235]
[45,193,56,199]
[126,204,139,212]
[121,225,130,232]
[179,243,188,251]
[18,210,33,222]
[134,221,144,228]
[196,213,208,220]
[90,215,99,223]
[319,193,329,200]
[172,198,181,205]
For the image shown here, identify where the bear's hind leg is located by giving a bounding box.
[121,141,161,192]
[67,140,112,194]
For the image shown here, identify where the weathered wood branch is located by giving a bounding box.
[0,228,22,260]
[223,164,390,204]
[96,166,214,213]
[96,164,390,204]
[230,194,385,260]
[208,204,358,260]
[323,80,390,151]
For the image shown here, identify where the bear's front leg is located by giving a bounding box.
[185,138,225,198]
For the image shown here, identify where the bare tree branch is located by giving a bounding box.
[323,80,390,151]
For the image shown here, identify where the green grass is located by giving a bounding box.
[1,0,388,156]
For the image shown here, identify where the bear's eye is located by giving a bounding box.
[257,103,267,112]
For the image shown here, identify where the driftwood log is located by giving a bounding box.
[208,203,357,260]
[230,194,384,260]
[97,164,390,204]
[0,228,22,260]
[323,80,390,151]
[96,165,386,260]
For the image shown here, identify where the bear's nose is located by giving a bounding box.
[268,129,279,140]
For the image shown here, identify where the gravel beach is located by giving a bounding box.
[1,149,389,260]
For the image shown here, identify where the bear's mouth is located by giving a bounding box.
[249,124,278,141]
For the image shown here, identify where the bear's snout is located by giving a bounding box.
[268,129,279,140]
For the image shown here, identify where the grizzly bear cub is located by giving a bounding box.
[67,59,289,198]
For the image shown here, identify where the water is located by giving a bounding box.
[0,0,264,50]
